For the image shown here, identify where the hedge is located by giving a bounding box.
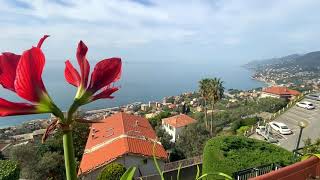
[203,136,295,179]
[97,162,126,180]
[0,160,20,180]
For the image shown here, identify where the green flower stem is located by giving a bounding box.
[63,128,77,180]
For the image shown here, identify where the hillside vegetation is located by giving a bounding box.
[202,136,296,178]
[246,51,320,71]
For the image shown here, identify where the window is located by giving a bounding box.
[169,125,173,130]
[142,159,147,164]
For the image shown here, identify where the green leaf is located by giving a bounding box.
[197,172,233,180]
[301,153,320,161]
[177,163,182,180]
[120,167,136,180]
[195,165,200,179]
[153,143,165,180]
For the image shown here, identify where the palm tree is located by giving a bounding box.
[199,78,211,129]
[208,78,224,135]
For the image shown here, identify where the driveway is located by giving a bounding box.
[252,98,320,151]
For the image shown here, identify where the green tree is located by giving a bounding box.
[208,78,224,135]
[155,126,173,150]
[10,144,65,180]
[97,162,126,180]
[199,78,211,129]
[10,144,39,179]
[35,152,65,180]
[148,111,171,129]
[175,123,210,158]
[257,97,287,113]
[0,160,20,180]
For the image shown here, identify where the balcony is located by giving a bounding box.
[250,156,320,180]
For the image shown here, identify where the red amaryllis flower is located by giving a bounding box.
[0,35,62,117]
[64,41,121,105]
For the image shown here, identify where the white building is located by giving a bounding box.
[162,114,197,142]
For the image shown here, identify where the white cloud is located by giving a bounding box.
[0,0,320,62]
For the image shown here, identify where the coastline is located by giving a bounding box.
[0,65,265,129]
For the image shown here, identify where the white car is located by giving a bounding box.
[296,101,315,110]
[306,94,320,101]
[255,126,266,135]
[269,122,292,135]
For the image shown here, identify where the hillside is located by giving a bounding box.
[245,51,320,71]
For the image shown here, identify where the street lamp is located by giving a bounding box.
[295,121,307,151]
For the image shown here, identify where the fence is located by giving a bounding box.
[233,163,282,180]
[163,155,202,171]
[138,156,203,180]
[250,156,320,180]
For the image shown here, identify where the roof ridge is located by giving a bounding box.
[84,134,159,154]
[119,112,126,135]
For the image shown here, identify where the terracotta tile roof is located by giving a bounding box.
[78,112,168,175]
[162,114,197,128]
[262,86,300,96]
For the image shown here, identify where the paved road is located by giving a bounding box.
[252,98,320,151]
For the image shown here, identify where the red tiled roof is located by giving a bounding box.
[78,112,168,175]
[162,114,196,128]
[262,86,300,96]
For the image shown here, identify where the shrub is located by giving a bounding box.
[97,162,126,180]
[236,126,250,135]
[241,117,260,126]
[231,120,241,132]
[0,160,20,180]
[257,97,287,113]
[203,136,295,178]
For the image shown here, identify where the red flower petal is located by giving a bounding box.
[64,60,81,87]
[88,58,122,93]
[14,47,47,102]
[92,87,119,101]
[0,53,20,92]
[76,41,90,87]
[0,98,38,116]
[37,35,49,49]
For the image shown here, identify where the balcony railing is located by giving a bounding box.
[249,156,320,180]
[233,163,281,180]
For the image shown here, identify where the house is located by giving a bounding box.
[141,104,149,111]
[260,86,300,100]
[78,112,168,180]
[161,114,197,142]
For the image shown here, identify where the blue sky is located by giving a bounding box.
[0,0,320,64]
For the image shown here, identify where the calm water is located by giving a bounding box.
[0,61,264,128]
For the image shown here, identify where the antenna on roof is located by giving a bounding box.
[135,120,139,127]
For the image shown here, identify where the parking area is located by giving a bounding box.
[252,98,320,151]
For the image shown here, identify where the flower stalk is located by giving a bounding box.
[63,128,77,180]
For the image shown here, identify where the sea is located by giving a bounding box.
[0,61,265,128]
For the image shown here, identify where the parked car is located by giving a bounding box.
[256,125,266,135]
[306,94,320,101]
[256,125,279,143]
[296,101,315,110]
[269,122,292,135]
